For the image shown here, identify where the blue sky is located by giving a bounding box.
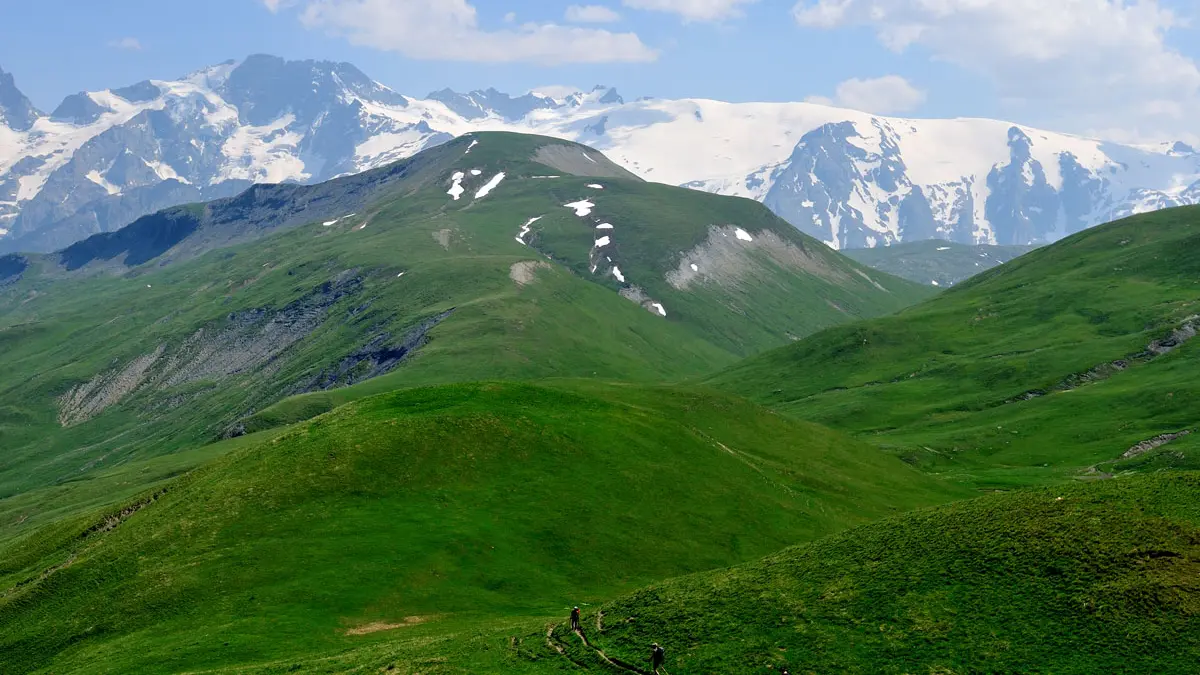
[2,0,1199,142]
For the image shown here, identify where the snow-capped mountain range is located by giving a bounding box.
[2,54,1199,253]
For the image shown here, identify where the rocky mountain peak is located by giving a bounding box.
[563,85,624,107]
[50,92,107,125]
[0,66,43,131]
[1170,141,1196,156]
[216,53,408,126]
[218,54,406,126]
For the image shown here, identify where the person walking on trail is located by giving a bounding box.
[650,642,666,673]
[570,606,581,632]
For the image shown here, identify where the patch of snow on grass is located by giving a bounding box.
[470,169,482,176]
[516,216,543,244]
[475,172,505,199]
[322,213,357,227]
[652,302,667,316]
[581,151,597,163]
[448,171,465,200]
[596,223,613,230]
[801,200,814,208]
[595,236,611,247]
[587,183,603,189]
[937,246,951,251]
[465,139,479,154]
[690,263,699,272]
[564,200,595,216]
[531,175,561,179]
[612,266,626,282]
[931,280,940,286]
[735,228,753,242]
[397,271,406,278]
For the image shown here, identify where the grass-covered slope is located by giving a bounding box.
[0,131,925,509]
[555,472,1200,674]
[712,206,1200,487]
[0,381,967,673]
[843,239,1036,287]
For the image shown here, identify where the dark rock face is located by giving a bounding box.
[59,207,203,270]
[984,128,1061,245]
[112,80,162,103]
[221,54,407,127]
[0,253,27,285]
[303,309,456,391]
[0,67,42,131]
[764,121,931,248]
[51,92,107,125]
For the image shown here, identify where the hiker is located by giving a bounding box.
[650,642,665,673]
[570,606,581,632]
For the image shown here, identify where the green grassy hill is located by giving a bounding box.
[0,381,966,673]
[712,206,1200,487]
[551,472,1200,674]
[843,240,1036,287]
[0,132,926,510]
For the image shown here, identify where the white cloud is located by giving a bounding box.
[623,0,758,22]
[262,0,292,11]
[792,0,1200,140]
[806,75,926,114]
[107,37,143,51]
[566,5,622,23]
[275,0,656,64]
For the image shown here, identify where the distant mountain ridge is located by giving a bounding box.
[2,54,1198,253]
[843,240,1036,287]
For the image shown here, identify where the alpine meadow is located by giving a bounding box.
[3,7,1200,673]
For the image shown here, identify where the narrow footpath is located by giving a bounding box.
[545,620,662,674]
